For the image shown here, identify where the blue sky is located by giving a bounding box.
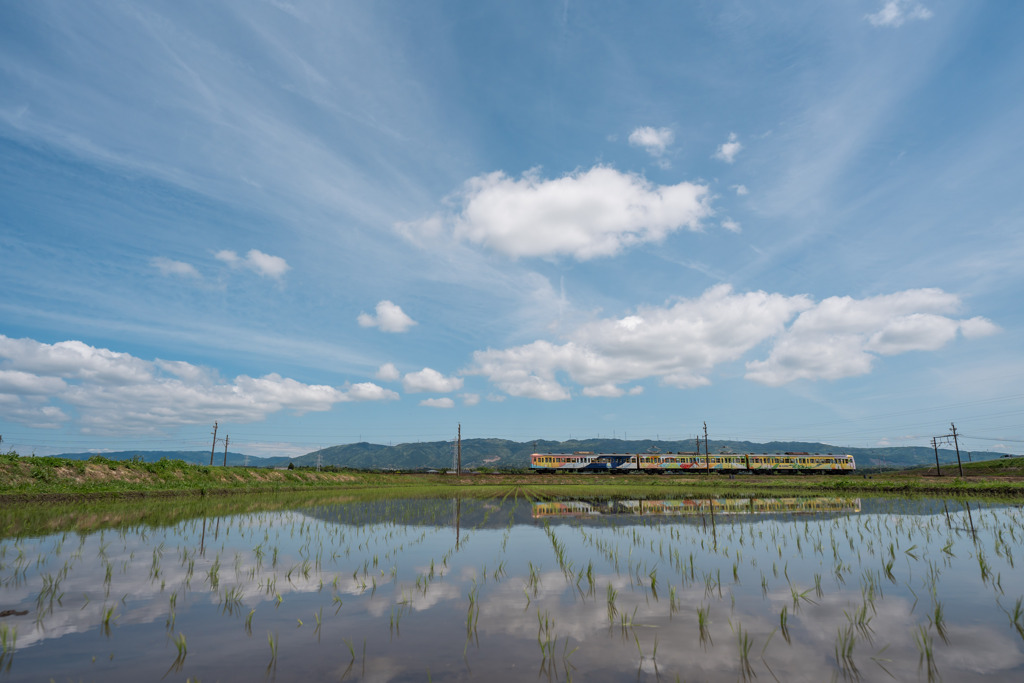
[2,0,1022,458]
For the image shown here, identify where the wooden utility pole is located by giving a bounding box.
[209,421,218,466]
[932,437,942,477]
[704,421,710,474]
[223,434,229,467]
[457,423,462,476]
[950,423,964,477]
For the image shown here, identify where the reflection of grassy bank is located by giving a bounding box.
[490,475,1024,501]
[3,451,1023,507]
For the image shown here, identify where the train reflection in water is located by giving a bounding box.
[532,497,861,519]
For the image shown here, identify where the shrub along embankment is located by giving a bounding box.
[3,451,1023,503]
[0,452,389,500]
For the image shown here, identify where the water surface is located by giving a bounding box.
[1,494,1022,681]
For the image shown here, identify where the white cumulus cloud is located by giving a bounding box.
[344,382,400,402]
[0,335,390,433]
[375,362,401,381]
[744,289,997,386]
[469,285,810,399]
[357,301,417,333]
[402,368,464,394]
[215,249,290,279]
[468,286,997,398]
[628,126,674,157]
[400,166,711,260]
[867,1,933,27]
[713,132,742,163]
[420,397,455,408]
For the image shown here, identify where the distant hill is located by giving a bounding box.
[293,438,1010,471]
[48,440,1010,472]
[50,450,292,468]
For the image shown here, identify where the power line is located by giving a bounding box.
[960,434,1024,443]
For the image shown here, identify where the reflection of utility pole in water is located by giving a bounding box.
[709,497,717,550]
[963,500,976,539]
[943,500,951,528]
[454,497,461,550]
[200,517,207,556]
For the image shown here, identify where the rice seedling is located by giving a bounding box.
[100,605,117,637]
[697,604,712,646]
[929,600,948,643]
[914,624,938,681]
[834,623,858,679]
[734,622,754,679]
[606,583,618,622]
[977,552,992,584]
[266,631,278,672]
[0,623,16,664]
[172,632,187,658]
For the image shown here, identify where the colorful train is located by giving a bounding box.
[530,451,855,474]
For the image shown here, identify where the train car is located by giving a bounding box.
[529,451,855,474]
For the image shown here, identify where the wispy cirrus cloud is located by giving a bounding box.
[400,166,711,260]
[151,257,200,278]
[867,1,933,28]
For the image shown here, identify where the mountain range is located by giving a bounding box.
[48,439,1009,471]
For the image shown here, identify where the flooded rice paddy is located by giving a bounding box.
[1,493,1023,682]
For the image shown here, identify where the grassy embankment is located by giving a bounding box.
[3,450,1024,502]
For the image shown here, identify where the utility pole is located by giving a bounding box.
[223,434,229,467]
[931,424,965,478]
[209,421,218,466]
[704,421,710,474]
[457,423,462,476]
[950,423,964,477]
